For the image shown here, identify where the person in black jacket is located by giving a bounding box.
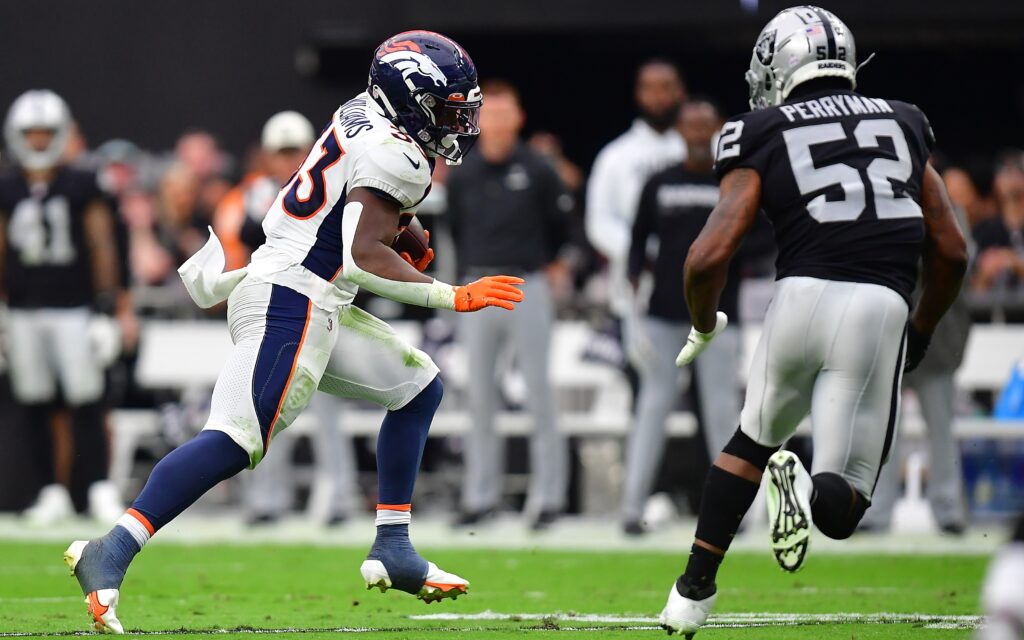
[446,80,573,530]
[621,99,743,535]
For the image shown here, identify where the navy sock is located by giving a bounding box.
[367,523,428,593]
[75,526,140,593]
[132,430,250,531]
[376,376,442,506]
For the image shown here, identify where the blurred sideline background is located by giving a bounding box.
[1,0,1024,543]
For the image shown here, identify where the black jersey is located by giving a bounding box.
[629,165,741,323]
[0,167,106,309]
[715,89,934,303]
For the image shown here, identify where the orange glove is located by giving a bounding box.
[399,230,435,272]
[453,275,525,312]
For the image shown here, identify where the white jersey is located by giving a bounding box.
[585,119,686,265]
[247,92,432,310]
[585,119,685,316]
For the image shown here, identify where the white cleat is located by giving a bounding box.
[63,541,124,634]
[25,484,74,526]
[659,582,717,638]
[766,450,813,572]
[360,559,469,604]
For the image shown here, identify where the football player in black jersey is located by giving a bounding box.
[0,90,130,524]
[658,7,968,636]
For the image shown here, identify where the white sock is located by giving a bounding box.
[375,503,411,526]
[116,509,154,548]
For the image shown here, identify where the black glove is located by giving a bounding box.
[904,323,931,373]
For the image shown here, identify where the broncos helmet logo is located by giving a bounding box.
[379,51,448,88]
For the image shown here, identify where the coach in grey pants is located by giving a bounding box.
[446,80,572,529]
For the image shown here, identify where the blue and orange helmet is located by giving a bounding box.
[368,30,482,164]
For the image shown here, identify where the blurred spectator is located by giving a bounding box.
[95,139,144,198]
[620,99,741,535]
[61,120,87,165]
[447,80,572,529]
[528,131,583,192]
[121,189,176,286]
[156,162,206,265]
[943,159,996,231]
[585,59,686,381]
[214,111,315,270]
[971,152,1024,294]
[175,129,228,182]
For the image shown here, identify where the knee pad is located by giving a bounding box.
[811,472,869,540]
[722,427,778,469]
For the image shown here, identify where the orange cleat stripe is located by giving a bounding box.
[87,591,109,622]
[376,503,412,512]
[126,508,155,536]
[424,582,467,593]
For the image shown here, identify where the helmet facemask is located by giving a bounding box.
[415,91,481,164]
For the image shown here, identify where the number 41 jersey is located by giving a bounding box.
[0,167,105,309]
[715,88,933,303]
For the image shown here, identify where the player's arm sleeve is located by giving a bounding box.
[349,141,432,211]
[628,179,657,282]
[340,193,456,310]
[585,147,629,260]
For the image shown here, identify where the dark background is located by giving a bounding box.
[0,0,1022,167]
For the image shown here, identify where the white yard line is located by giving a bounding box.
[410,610,986,630]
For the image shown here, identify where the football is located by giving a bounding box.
[392,214,429,262]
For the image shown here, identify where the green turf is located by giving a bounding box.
[1,541,986,638]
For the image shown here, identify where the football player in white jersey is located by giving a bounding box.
[64,31,523,634]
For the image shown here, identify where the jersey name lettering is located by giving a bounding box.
[779,95,893,122]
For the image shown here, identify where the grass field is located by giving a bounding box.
[1,541,986,639]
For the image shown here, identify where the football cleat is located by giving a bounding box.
[64,541,124,634]
[766,450,813,572]
[659,580,717,638]
[360,559,468,604]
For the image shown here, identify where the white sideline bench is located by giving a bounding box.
[108,320,1024,490]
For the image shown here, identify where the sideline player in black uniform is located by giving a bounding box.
[0,90,129,523]
[658,7,968,636]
